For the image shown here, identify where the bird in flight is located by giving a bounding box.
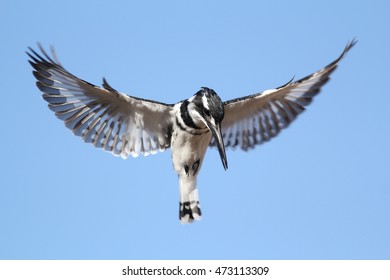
[27,39,356,223]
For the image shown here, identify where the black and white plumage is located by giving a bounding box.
[27,39,356,223]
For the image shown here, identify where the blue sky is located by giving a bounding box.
[1,0,389,259]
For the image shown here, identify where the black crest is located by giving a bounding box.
[194,87,224,123]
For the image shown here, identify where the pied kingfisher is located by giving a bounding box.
[27,39,356,223]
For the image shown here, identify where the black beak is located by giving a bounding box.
[206,120,228,170]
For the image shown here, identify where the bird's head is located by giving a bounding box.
[191,87,228,170]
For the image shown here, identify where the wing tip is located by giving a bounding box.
[26,43,62,68]
[346,37,358,52]
[333,37,357,65]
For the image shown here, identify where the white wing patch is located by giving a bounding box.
[211,39,356,150]
[28,45,174,158]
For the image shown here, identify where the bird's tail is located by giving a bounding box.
[179,176,202,223]
[180,189,202,223]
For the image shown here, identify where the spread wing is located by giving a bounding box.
[211,39,356,150]
[27,45,174,158]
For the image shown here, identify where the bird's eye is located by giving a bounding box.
[204,109,211,117]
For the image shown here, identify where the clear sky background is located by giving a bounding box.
[1,0,389,260]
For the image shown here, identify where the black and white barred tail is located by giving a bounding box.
[180,201,202,223]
